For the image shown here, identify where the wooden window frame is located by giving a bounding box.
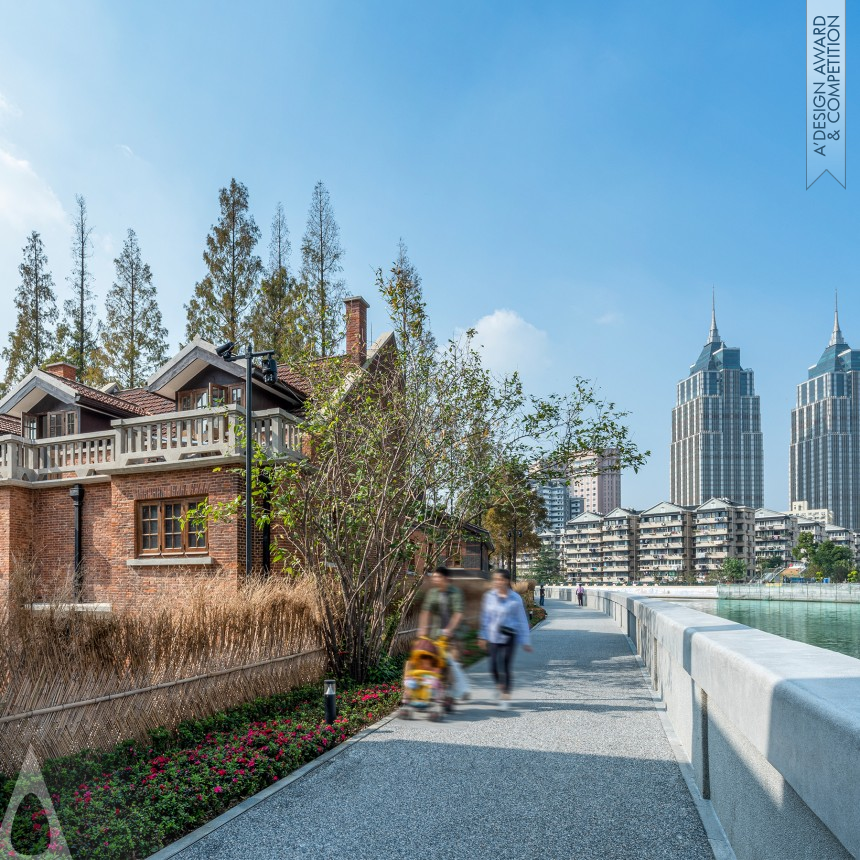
[136,497,208,557]
[177,383,244,411]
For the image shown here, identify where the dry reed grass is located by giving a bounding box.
[0,560,326,766]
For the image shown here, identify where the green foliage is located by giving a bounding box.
[2,231,58,390]
[185,178,262,345]
[848,570,858,583]
[811,541,853,581]
[298,181,345,358]
[248,203,306,362]
[0,681,401,860]
[793,531,817,563]
[721,557,747,582]
[532,544,561,584]
[792,533,853,581]
[102,229,168,388]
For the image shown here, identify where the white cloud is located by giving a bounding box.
[0,148,67,236]
[597,311,621,325]
[0,92,21,118]
[469,308,551,382]
[117,144,135,159]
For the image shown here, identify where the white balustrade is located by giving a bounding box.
[0,407,302,480]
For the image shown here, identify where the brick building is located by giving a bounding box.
[0,297,380,612]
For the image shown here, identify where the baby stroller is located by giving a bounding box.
[398,636,451,721]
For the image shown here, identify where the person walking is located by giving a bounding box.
[478,569,532,709]
[539,583,545,607]
[418,565,469,700]
[576,582,585,606]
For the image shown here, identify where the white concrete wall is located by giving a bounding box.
[547,586,860,860]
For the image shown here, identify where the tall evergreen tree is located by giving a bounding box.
[2,231,58,391]
[185,178,262,346]
[102,229,168,388]
[299,181,345,357]
[248,203,305,361]
[57,195,103,384]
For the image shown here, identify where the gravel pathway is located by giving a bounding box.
[171,600,714,860]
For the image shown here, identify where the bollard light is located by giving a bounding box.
[324,679,337,724]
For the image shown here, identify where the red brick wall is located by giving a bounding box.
[0,485,34,616]
[0,465,274,612]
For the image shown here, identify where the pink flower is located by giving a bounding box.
[214,786,223,794]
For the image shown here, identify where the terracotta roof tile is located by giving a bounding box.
[0,413,20,435]
[120,388,177,415]
[276,366,311,395]
[44,371,149,416]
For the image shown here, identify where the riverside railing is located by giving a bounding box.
[0,407,302,481]
[548,585,860,860]
[718,582,860,603]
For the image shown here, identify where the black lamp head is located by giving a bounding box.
[263,355,278,385]
[215,341,235,359]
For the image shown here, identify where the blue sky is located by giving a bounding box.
[0,1,853,510]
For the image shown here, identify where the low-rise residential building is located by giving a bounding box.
[694,498,755,579]
[823,523,853,554]
[601,507,639,581]
[637,501,695,581]
[788,501,834,525]
[754,508,801,568]
[562,512,604,579]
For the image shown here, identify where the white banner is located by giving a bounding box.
[807,1,846,188]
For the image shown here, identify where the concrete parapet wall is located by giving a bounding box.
[546,586,860,860]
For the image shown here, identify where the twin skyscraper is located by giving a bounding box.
[670,301,860,531]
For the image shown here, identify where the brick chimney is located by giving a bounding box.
[344,296,369,365]
[45,361,78,382]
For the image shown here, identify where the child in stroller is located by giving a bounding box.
[398,636,451,721]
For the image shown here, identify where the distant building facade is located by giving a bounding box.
[790,308,860,530]
[533,478,574,531]
[694,498,755,579]
[601,507,639,581]
[569,451,620,515]
[638,501,695,580]
[670,307,763,509]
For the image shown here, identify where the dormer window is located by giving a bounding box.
[21,410,76,439]
[177,383,243,411]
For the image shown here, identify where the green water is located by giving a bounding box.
[678,599,860,661]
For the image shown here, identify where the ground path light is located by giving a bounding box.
[324,679,337,724]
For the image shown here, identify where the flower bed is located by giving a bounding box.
[0,682,401,860]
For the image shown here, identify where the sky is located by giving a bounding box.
[0,0,853,511]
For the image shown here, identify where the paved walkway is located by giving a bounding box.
[171,600,716,860]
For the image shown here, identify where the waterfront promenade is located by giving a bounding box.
[156,601,725,860]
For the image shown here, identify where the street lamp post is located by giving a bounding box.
[216,340,278,580]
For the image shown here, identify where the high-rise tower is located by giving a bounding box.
[790,301,860,530]
[670,303,763,507]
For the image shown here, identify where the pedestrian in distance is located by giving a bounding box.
[576,582,585,606]
[418,565,470,701]
[478,569,532,709]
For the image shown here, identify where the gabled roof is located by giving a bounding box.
[565,511,603,526]
[603,506,639,519]
[0,369,147,419]
[640,500,694,517]
[755,507,789,519]
[697,497,746,512]
[146,337,305,407]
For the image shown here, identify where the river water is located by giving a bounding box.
[677,598,860,661]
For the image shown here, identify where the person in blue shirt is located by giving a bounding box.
[478,569,532,709]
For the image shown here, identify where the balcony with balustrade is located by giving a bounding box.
[0,406,302,482]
